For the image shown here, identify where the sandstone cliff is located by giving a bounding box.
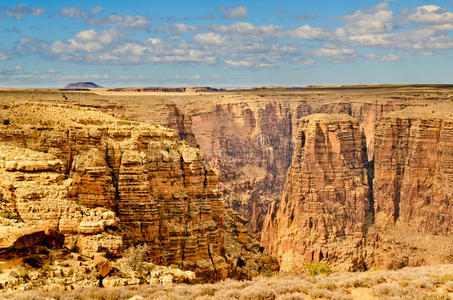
[12,90,425,235]
[367,104,453,268]
[262,105,453,272]
[261,114,371,272]
[374,104,453,234]
[0,102,225,278]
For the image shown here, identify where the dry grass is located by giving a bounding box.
[2,264,453,299]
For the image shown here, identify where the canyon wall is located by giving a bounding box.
[0,102,226,277]
[47,93,420,234]
[24,90,423,235]
[262,104,453,272]
[261,114,372,272]
[373,104,453,234]
[185,98,410,233]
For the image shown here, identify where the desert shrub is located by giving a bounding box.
[197,285,218,297]
[315,276,338,291]
[308,288,332,299]
[433,273,453,285]
[39,263,52,275]
[239,284,276,300]
[275,293,306,300]
[304,262,335,276]
[411,277,435,290]
[123,244,150,272]
[372,282,408,297]
[272,278,309,295]
[0,211,15,219]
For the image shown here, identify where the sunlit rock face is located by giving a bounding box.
[0,102,226,278]
[373,104,453,235]
[261,114,372,272]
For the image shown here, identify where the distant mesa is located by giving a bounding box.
[64,82,103,89]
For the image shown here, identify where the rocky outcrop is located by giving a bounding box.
[373,104,453,234]
[0,102,225,278]
[223,209,279,279]
[261,114,371,272]
[0,224,64,259]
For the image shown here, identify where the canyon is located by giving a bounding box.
[13,87,446,236]
[1,86,453,284]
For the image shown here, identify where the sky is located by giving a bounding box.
[1,0,453,87]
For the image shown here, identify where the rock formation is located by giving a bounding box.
[262,105,453,272]
[0,102,226,278]
[373,104,453,234]
[367,104,453,269]
[65,82,102,89]
[261,114,371,272]
[0,224,64,259]
[18,90,424,235]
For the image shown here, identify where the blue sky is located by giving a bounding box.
[1,0,453,87]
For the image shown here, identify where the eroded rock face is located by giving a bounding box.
[374,104,453,235]
[262,106,453,273]
[0,224,64,258]
[186,99,407,233]
[261,114,372,272]
[37,92,415,234]
[0,102,225,277]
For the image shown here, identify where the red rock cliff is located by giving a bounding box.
[261,114,372,272]
[374,104,453,235]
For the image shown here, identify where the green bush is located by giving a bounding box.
[0,211,15,219]
[305,262,335,276]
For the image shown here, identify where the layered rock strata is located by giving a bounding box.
[261,114,371,272]
[373,104,453,235]
[0,102,225,277]
[16,91,422,234]
[262,105,453,272]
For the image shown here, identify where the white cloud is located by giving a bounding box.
[61,6,102,19]
[338,3,394,35]
[210,22,281,37]
[287,25,330,39]
[50,29,121,54]
[87,14,152,29]
[61,7,88,19]
[381,53,399,61]
[0,52,9,61]
[9,2,453,70]
[5,4,45,20]
[218,6,248,20]
[157,24,197,34]
[294,14,317,21]
[313,47,358,62]
[406,5,453,30]
[193,33,227,45]
[225,59,253,67]
[90,6,103,14]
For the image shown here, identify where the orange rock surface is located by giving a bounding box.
[374,104,453,234]
[0,102,225,277]
[261,114,371,272]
